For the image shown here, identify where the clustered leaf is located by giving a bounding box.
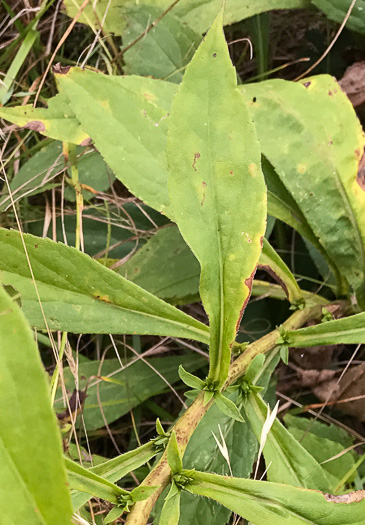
[153,418,172,453]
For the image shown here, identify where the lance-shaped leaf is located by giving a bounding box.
[186,469,365,524]
[0,285,73,524]
[259,238,303,305]
[65,457,128,503]
[71,442,156,511]
[55,69,176,217]
[241,76,365,305]
[286,311,365,347]
[245,392,330,490]
[0,228,209,342]
[167,432,183,474]
[167,12,267,384]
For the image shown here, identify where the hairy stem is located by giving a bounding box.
[126,304,323,524]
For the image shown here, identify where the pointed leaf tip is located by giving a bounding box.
[168,5,266,386]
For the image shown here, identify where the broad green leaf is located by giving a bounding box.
[187,469,365,524]
[260,238,303,304]
[65,457,127,503]
[119,226,200,306]
[312,0,365,35]
[56,354,206,431]
[123,6,200,82]
[167,12,266,384]
[286,311,365,346]
[0,93,87,144]
[241,76,365,305]
[167,432,183,474]
[244,392,330,490]
[0,285,73,524]
[0,228,209,342]
[285,415,356,490]
[71,442,156,511]
[159,483,181,525]
[55,69,176,217]
[63,0,310,36]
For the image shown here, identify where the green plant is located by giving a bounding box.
[1,4,365,525]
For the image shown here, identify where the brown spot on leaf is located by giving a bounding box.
[52,63,71,75]
[94,294,112,303]
[212,53,217,57]
[324,490,365,504]
[303,81,311,88]
[25,121,45,132]
[357,148,365,190]
[230,170,234,176]
[192,152,200,171]
[328,90,333,96]
[235,268,257,332]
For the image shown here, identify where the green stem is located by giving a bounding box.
[125,304,323,524]
[50,331,68,404]
[50,144,83,401]
[68,143,84,251]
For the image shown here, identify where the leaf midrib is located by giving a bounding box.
[207,79,225,382]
